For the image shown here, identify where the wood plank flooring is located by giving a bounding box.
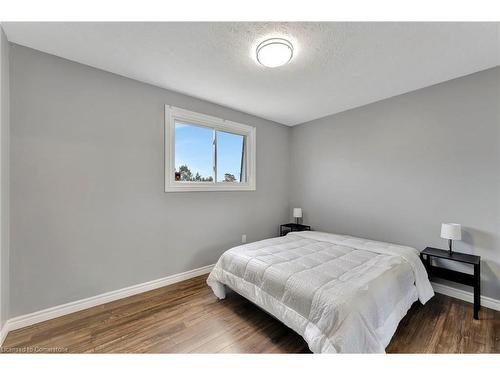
[2,274,499,353]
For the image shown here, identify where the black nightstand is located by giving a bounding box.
[421,247,481,319]
[280,223,311,237]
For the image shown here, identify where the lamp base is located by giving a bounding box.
[448,239,453,256]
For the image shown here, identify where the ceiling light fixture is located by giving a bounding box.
[256,38,293,68]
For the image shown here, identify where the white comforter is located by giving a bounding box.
[207,231,434,353]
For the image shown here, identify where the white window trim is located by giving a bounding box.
[165,105,256,192]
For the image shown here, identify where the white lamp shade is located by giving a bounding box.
[440,223,461,240]
[293,208,303,218]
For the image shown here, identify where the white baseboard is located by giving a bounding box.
[0,264,214,346]
[0,324,8,347]
[431,282,500,312]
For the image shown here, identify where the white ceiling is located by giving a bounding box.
[3,22,500,126]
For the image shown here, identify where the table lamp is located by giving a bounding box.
[293,208,302,224]
[441,223,461,255]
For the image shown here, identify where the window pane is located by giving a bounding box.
[216,131,246,183]
[175,122,213,182]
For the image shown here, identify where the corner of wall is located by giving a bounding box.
[0,24,11,333]
[287,122,301,219]
[286,124,294,221]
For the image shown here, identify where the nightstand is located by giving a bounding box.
[280,223,311,237]
[421,247,481,319]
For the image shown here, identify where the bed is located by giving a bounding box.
[207,231,434,353]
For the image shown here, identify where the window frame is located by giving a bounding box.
[165,105,256,192]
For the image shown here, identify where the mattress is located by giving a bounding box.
[207,231,434,353]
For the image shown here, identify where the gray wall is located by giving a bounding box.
[291,67,500,300]
[10,45,291,317]
[0,27,10,331]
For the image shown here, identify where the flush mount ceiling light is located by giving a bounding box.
[256,38,294,68]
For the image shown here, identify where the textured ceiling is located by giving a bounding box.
[3,22,500,126]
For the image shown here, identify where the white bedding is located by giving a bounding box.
[207,231,434,353]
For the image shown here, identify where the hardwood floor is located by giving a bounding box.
[2,274,499,353]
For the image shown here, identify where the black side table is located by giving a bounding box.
[421,247,481,319]
[280,223,311,237]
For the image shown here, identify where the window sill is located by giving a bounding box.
[165,183,256,192]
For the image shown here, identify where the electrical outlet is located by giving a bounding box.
[241,234,247,243]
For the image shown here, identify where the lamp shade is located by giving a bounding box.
[293,208,303,218]
[440,223,461,240]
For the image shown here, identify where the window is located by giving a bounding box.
[165,106,256,192]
